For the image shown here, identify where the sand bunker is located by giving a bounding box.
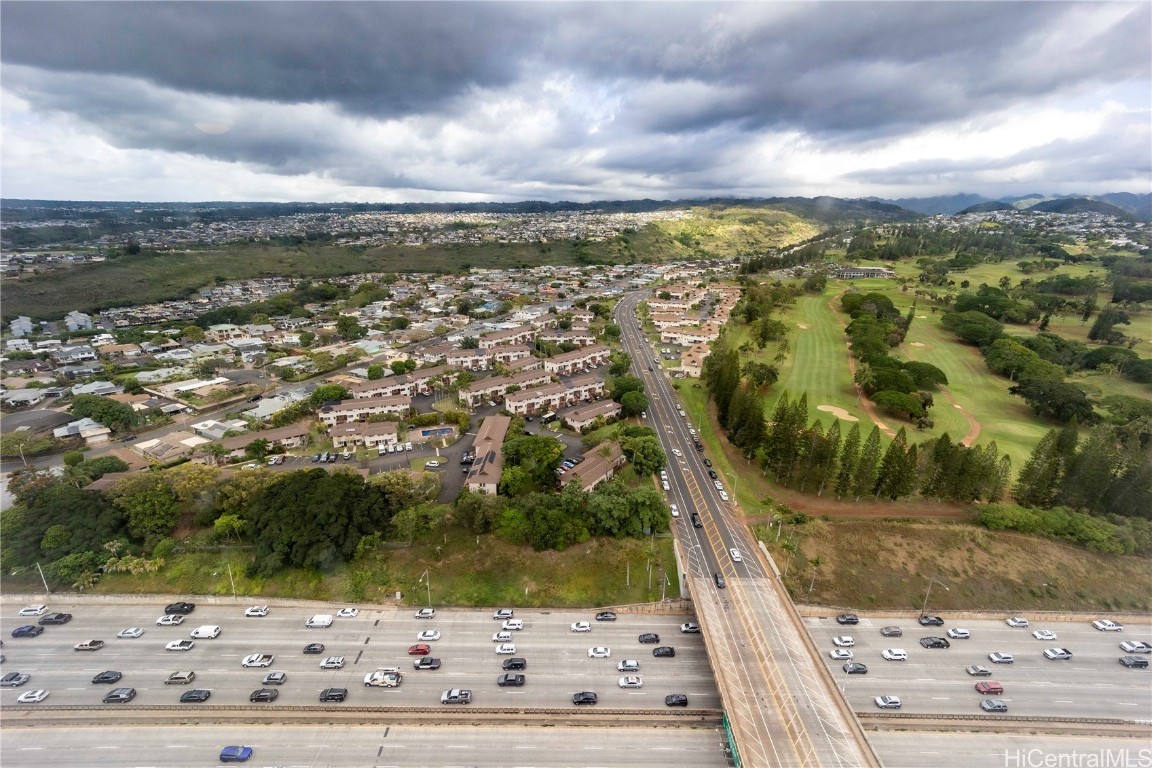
[796,323,809,329]
[909,342,926,347]
[817,404,859,421]
[917,315,927,319]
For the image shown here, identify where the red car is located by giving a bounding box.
[975,681,1004,695]
[408,643,431,655]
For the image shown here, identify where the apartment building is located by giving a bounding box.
[318,395,412,426]
[543,344,611,376]
[460,369,553,408]
[478,324,535,349]
[446,348,493,371]
[329,421,399,450]
[565,441,626,492]
[215,422,311,462]
[464,414,512,495]
[491,345,534,365]
[560,400,622,432]
[537,329,597,347]
[660,326,716,346]
[502,375,605,416]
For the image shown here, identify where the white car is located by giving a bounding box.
[1092,619,1124,632]
[244,606,269,617]
[415,608,436,619]
[17,689,49,703]
[833,636,855,647]
[988,652,1015,664]
[1043,648,1073,660]
[713,480,724,491]
[189,625,221,639]
[117,627,144,639]
[18,605,48,617]
[671,449,683,457]
[425,460,442,468]
[618,675,643,689]
[156,614,185,626]
[719,490,729,501]
[882,648,908,661]
[166,640,195,651]
[502,619,524,631]
[571,621,592,633]
[729,548,743,562]
[946,628,970,640]
[829,649,854,660]
[588,646,611,658]
[417,630,441,642]
[1032,629,1057,641]
[680,622,700,634]
[874,695,902,709]
[669,504,679,518]
[1005,617,1029,628]
[320,656,345,669]
[337,608,359,618]
[492,631,512,643]
[495,643,517,655]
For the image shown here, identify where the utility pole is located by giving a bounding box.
[35,562,50,594]
[921,576,949,616]
[227,562,236,597]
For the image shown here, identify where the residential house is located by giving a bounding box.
[9,316,33,337]
[4,388,46,407]
[565,441,626,492]
[464,415,511,495]
[52,417,112,446]
[63,311,93,331]
[71,381,124,397]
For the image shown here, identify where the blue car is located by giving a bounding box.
[219,746,253,762]
[11,625,44,638]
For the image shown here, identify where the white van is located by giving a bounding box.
[405,442,413,451]
[306,614,334,628]
[190,625,221,639]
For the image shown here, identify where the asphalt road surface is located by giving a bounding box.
[867,731,1152,768]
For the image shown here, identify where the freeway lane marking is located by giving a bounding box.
[1053,700,1074,703]
[19,748,44,751]
[931,697,951,700]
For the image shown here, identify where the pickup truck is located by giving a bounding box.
[440,688,472,704]
[363,667,403,688]
[74,639,105,651]
[241,654,275,668]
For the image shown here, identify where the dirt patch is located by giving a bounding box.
[909,342,926,347]
[816,404,859,422]
[796,322,809,330]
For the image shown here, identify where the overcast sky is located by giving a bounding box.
[2,2,1148,203]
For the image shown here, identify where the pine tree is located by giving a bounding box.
[797,421,825,493]
[817,420,841,497]
[921,433,957,499]
[780,393,810,485]
[1014,431,1062,507]
[989,454,1013,502]
[851,426,882,501]
[1058,425,1119,513]
[834,422,861,499]
[762,392,793,478]
[875,427,909,499]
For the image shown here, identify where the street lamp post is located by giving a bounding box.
[419,569,431,607]
[920,576,949,616]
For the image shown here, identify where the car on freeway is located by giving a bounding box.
[829,649,853,661]
[440,688,472,704]
[966,665,992,677]
[493,608,514,620]
[249,688,279,703]
[495,643,516,655]
[680,622,700,634]
[1005,617,1030,628]
[671,449,683,457]
[919,636,950,649]
[1032,629,1057,641]
[1,672,31,687]
[1120,641,1152,654]
[17,605,47,616]
[165,602,195,615]
[165,671,196,685]
[219,746,253,762]
[618,675,643,689]
[492,631,513,643]
[843,663,868,674]
[880,626,903,638]
[975,681,1004,695]
[117,627,144,639]
[836,614,859,625]
[242,654,275,668]
[17,689,49,703]
[729,548,743,562]
[833,636,855,647]
[595,611,617,622]
[190,625,222,639]
[363,667,403,688]
[917,615,944,627]
[319,687,348,703]
[617,659,640,672]
[244,606,269,617]
[303,643,325,654]
[947,628,970,640]
[874,695,902,709]
[980,699,1009,713]
[408,644,431,656]
[11,624,45,639]
[180,689,211,703]
[669,504,679,518]
[571,621,592,633]
[501,618,524,632]
[588,646,611,658]
[38,612,72,625]
[497,673,525,687]
[502,657,526,671]
[305,614,333,628]
[74,639,105,651]
[988,652,1015,664]
[1043,648,1073,660]
[653,646,676,658]
[665,693,689,707]
[337,608,359,618]
[320,656,345,669]
[882,649,907,661]
[572,691,598,705]
[1092,619,1124,632]
[156,614,185,626]
[415,657,442,670]
[415,608,437,619]
[639,633,660,644]
[1119,656,1149,668]
[92,671,122,684]
[418,630,441,641]
[166,639,195,652]
[690,513,703,528]
[262,672,286,685]
[103,687,136,704]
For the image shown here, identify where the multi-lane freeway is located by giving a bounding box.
[616,293,877,768]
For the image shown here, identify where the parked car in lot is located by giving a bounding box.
[975,681,1004,695]
[874,695,902,709]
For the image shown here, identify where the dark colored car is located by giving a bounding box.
[836,614,860,625]
[595,612,617,622]
[180,689,211,703]
[842,663,868,674]
[414,657,442,670]
[319,687,348,703]
[10,625,44,638]
[249,688,279,702]
[690,513,703,528]
[502,657,527,671]
[638,633,660,644]
[38,613,72,625]
[665,693,689,707]
[408,643,431,655]
[703,459,712,467]
[707,470,718,479]
[497,673,525,687]
[919,636,951,649]
[103,687,137,703]
[303,643,325,654]
[165,602,196,615]
[713,572,726,589]
[92,670,123,684]
[1120,656,1149,668]
[880,626,903,637]
[572,691,598,705]
[975,681,1004,695]
[918,615,944,626]
[219,746,253,762]
[653,646,676,658]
